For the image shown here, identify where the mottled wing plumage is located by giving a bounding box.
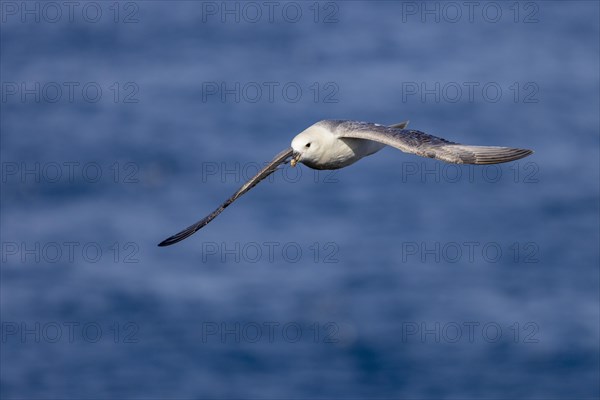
[158,147,294,247]
[334,120,533,165]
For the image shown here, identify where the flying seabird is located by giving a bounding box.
[158,120,533,246]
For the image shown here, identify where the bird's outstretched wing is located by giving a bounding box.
[337,121,533,165]
[158,147,294,247]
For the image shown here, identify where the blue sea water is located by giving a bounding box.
[1,1,599,399]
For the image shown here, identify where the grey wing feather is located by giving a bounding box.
[158,147,294,247]
[338,122,533,165]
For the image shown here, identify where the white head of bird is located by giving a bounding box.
[291,121,361,170]
[290,121,383,170]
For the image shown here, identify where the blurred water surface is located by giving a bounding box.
[1,1,599,399]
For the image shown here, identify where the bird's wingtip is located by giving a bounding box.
[157,233,184,247]
[157,238,172,247]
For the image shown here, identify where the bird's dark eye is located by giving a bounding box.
[305,143,311,148]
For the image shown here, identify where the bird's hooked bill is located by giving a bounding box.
[290,152,301,167]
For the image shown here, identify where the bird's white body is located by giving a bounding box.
[291,121,386,170]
